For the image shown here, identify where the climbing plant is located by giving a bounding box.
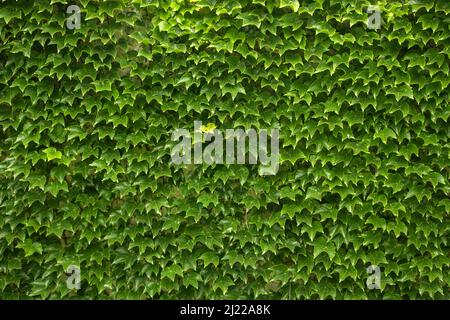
[0,0,449,299]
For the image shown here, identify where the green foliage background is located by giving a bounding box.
[0,0,449,299]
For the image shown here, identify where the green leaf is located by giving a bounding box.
[17,239,43,257]
[374,128,396,144]
[313,237,336,260]
[43,147,62,161]
[161,264,183,282]
[198,252,220,268]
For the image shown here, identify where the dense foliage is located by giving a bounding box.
[0,0,449,299]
